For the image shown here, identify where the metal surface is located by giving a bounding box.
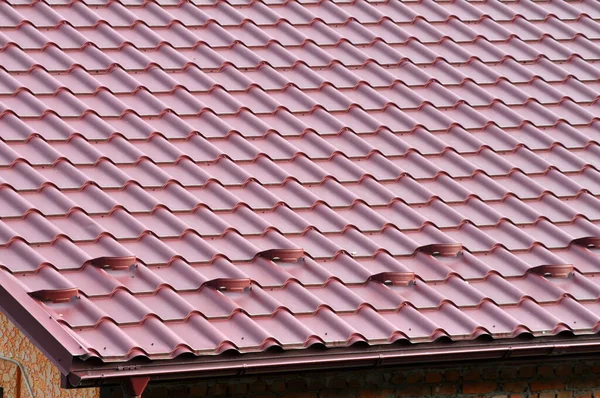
[65,335,600,387]
[1,0,600,386]
[121,377,150,398]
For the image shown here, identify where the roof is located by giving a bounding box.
[2,0,600,387]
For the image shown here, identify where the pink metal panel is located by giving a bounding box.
[2,0,600,376]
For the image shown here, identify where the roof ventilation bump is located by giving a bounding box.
[29,287,78,303]
[573,237,600,249]
[90,256,137,270]
[257,249,304,262]
[206,278,252,293]
[369,272,416,286]
[418,243,463,257]
[528,264,574,279]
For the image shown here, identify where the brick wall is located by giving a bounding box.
[100,358,600,398]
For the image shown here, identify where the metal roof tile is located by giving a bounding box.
[3,0,600,383]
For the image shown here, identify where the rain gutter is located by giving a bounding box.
[65,334,600,389]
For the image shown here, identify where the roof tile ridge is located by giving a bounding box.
[575,13,595,22]
[43,18,75,32]
[23,0,45,7]
[13,19,42,33]
[168,252,230,267]
[0,40,27,53]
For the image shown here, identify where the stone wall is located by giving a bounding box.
[0,311,98,398]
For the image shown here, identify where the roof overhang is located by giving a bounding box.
[64,334,600,389]
[0,271,88,375]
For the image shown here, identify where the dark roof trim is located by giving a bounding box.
[66,335,600,389]
[0,271,88,375]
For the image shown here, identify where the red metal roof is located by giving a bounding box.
[2,0,600,386]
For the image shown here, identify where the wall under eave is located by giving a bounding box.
[0,311,99,398]
[104,356,600,398]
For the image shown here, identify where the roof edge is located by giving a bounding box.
[66,335,600,388]
[0,271,88,375]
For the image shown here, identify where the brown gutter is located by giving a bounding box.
[65,334,600,389]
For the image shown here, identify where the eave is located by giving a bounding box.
[65,334,600,389]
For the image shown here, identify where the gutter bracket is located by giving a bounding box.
[122,376,150,398]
